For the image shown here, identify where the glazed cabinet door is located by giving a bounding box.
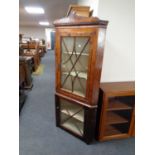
[55,94,97,144]
[55,27,97,101]
[56,96,85,137]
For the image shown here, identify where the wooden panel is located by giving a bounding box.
[132,123,135,136]
[100,82,135,96]
[19,63,26,86]
[107,99,132,111]
[100,134,129,141]
[105,125,122,136]
[107,112,129,124]
[129,109,135,136]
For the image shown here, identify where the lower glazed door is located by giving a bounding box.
[55,94,96,144]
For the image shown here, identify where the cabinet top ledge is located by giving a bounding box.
[53,12,108,27]
[100,81,135,95]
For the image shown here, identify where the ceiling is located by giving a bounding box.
[19,0,78,27]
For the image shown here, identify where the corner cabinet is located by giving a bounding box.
[54,13,108,144]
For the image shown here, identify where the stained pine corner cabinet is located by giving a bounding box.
[53,13,108,144]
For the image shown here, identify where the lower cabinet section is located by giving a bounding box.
[55,94,97,144]
[60,101,84,136]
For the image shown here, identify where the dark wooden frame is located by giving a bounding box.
[55,93,97,144]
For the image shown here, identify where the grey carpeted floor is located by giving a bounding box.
[19,50,135,155]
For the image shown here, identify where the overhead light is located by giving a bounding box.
[25,7,44,14]
[39,21,49,26]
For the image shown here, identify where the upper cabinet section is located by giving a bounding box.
[54,14,108,106]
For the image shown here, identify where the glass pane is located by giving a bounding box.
[61,36,90,97]
[60,98,84,136]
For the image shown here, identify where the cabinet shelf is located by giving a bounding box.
[62,71,87,79]
[105,125,123,136]
[107,99,132,111]
[107,112,129,125]
[63,52,89,56]
[61,88,85,97]
[104,124,129,136]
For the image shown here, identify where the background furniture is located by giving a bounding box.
[20,41,44,59]
[96,82,135,141]
[19,56,33,89]
[21,50,40,71]
[19,61,27,113]
[38,45,46,57]
[54,13,108,144]
[19,89,27,113]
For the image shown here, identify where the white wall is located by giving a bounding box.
[19,26,46,40]
[78,0,99,16]
[78,0,135,82]
[98,0,135,82]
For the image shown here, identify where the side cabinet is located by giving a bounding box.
[96,82,135,141]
